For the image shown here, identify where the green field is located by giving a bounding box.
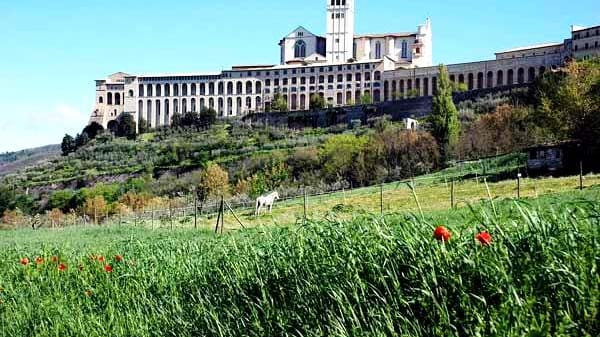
[0,181,599,336]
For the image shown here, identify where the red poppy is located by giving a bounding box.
[58,263,67,272]
[114,255,123,262]
[20,258,29,266]
[434,226,452,242]
[476,232,492,246]
[104,264,113,273]
[35,257,44,265]
[51,256,59,263]
[97,256,105,263]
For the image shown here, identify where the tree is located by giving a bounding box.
[171,113,182,128]
[75,132,90,148]
[429,64,461,161]
[82,122,104,139]
[199,107,217,127]
[117,113,137,140]
[48,208,64,228]
[198,163,230,201]
[61,134,76,156]
[360,93,373,105]
[271,93,289,112]
[181,111,200,127]
[138,117,149,134]
[309,94,325,110]
[320,134,368,182]
[84,195,107,225]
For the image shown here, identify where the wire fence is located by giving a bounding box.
[4,171,598,232]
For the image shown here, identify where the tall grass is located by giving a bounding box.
[0,193,598,336]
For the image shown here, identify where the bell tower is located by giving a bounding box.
[326,0,355,63]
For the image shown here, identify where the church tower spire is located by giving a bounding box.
[326,0,355,63]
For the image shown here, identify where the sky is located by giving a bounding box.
[0,0,598,153]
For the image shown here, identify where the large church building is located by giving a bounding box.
[89,0,600,129]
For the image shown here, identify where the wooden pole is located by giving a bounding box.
[220,196,225,235]
[580,160,584,191]
[451,180,455,209]
[303,188,308,225]
[380,182,384,216]
[225,201,246,229]
[214,198,222,234]
[151,204,154,230]
[517,173,522,199]
[169,200,173,230]
[194,196,198,230]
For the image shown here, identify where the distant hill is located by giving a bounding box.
[0,144,61,177]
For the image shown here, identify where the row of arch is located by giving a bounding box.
[137,96,263,127]
[383,66,546,100]
[139,81,263,98]
[100,92,123,105]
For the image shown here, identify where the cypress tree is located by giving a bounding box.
[430,64,460,161]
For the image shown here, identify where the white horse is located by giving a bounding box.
[255,191,280,216]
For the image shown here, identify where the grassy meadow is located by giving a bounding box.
[0,183,599,336]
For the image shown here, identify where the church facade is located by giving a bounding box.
[89,1,600,130]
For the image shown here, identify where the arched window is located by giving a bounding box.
[255,81,262,94]
[291,94,298,110]
[115,93,121,105]
[227,97,233,115]
[423,78,429,96]
[468,73,474,90]
[477,72,484,89]
[128,90,134,97]
[147,100,152,127]
[246,81,253,94]
[209,83,215,95]
[147,84,153,97]
[218,82,224,95]
[218,98,224,115]
[374,71,381,81]
[173,84,179,96]
[107,92,113,105]
[200,83,206,95]
[182,84,188,96]
[507,69,514,85]
[227,82,233,95]
[156,84,161,97]
[164,99,170,125]
[236,97,242,114]
[528,67,536,82]
[401,40,408,59]
[138,100,143,121]
[294,40,307,58]
[375,41,382,59]
[497,70,504,86]
[373,89,380,102]
[191,98,196,112]
[164,84,171,97]
[99,96,104,104]
[139,84,144,97]
[209,98,215,110]
[191,83,197,96]
[174,99,179,114]
[155,100,161,127]
[517,68,525,84]
[200,98,205,110]
[236,82,243,95]
[256,96,262,112]
[245,97,252,110]
[384,81,389,101]
[182,98,187,113]
[487,71,494,88]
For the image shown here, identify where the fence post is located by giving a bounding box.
[380,182,384,217]
[580,159,584,191]
[194,196,198,230]
[151,204,154,230]
[169,200,173,230]
[303,188,308,225]
[517,173,522,199]
[220,196,225,235]
[451,179,455,209]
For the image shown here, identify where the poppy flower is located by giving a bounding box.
[104,264,113,273]
[476,232,492,246]
[97,256,105,263]
[35,257,44,265]
[434,226,452,242]
[58,263,67,272]
[114,255,123,262]
[51,256,59,263]
[20,258,29,266]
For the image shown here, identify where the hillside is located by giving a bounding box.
[0,144,60,177]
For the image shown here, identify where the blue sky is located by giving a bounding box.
[0,0,598,153]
